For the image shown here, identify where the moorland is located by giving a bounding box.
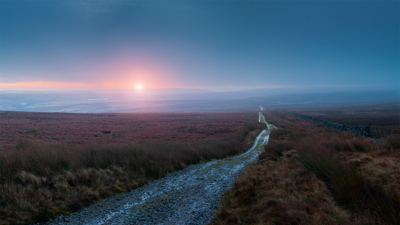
[213,103,400,225]
[1,101,399,225]
[0,111,263,224]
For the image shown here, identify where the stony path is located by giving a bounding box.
[48,112,273,225]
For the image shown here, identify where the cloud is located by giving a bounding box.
[62,0,113,19]
[65,1,192,16]
[0,81,94,90]
[0,81,139,91]
[140,2,192,11]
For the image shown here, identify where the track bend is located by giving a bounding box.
[48,112,274,225]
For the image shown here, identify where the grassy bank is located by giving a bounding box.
[0,112,263,224]
[213,111,400,225]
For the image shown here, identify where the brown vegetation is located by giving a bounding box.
[212,153,352,225]
[0,111,258,147]
[213,110,400,225]
[287,101,400,137]
[0,112,263,224]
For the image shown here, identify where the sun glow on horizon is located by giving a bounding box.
[136,84,143,90]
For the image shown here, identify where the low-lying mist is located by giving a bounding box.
[0,88,398,113]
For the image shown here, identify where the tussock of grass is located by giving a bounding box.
[0,114,263,224]
[296,138,400,224]
[214,111,400,225]
[212,155,352,225]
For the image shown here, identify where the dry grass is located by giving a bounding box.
[212,153,355,225]
[287,102,400,137]
[213,110,400,225]
[0,112,263,225]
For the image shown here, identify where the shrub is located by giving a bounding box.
[0,112,263,224]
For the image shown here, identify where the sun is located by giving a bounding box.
[136,84,142,90]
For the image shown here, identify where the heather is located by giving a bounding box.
[213,110,400,225]
[0,111,258,147]
[289,102,400,137]
[0,112,263,224]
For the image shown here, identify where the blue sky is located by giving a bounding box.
[0,0,399,91]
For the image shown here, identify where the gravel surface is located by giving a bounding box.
[47,112,273,225]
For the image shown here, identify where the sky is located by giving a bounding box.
[0,0,399,92]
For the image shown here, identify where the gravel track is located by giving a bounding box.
[47,112,273,225]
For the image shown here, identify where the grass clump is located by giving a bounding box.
[213,154,351,225]
[214,110,400,225]
[0,113,263,224]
